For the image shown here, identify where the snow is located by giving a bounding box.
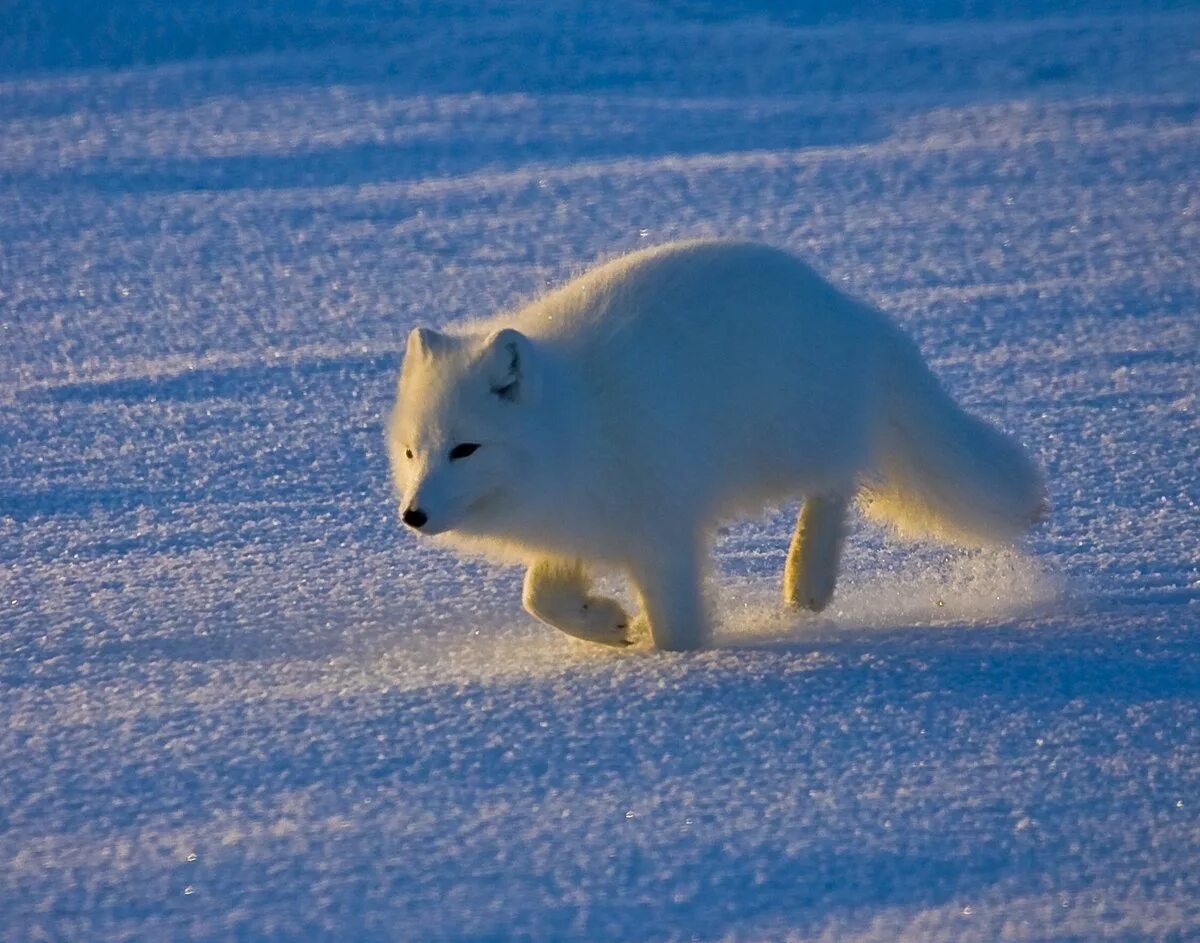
[2,2,1199,940]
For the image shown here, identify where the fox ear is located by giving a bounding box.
[481,328,539,403]
[406,327,449,360]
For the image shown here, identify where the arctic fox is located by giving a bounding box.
[387,240,1045,651]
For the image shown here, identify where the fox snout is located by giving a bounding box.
[402,506,428,530]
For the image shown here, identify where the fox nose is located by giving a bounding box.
[402,507,428,530]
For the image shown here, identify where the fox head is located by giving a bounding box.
[387,326,541,537]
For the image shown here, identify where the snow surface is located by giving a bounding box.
[2,2,1200,940]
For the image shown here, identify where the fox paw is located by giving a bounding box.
[786,570,837,613]
[558,596,632,647]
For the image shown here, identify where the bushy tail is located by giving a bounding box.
[860,340,1047,547]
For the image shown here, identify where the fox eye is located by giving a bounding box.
[448,443,481,461]
[404,448,413,460]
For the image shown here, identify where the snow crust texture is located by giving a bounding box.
[2,3,1199,940]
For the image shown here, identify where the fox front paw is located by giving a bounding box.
[559,596,632,647]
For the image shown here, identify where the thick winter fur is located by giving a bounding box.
[387,240,1045,650]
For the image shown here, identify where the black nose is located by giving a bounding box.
[402,507,428,530]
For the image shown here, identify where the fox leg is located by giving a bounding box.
[784,493,850,612]
[522,558,631,646]
[631,546,708,652]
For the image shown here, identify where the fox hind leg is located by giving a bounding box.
[523,558,631,646]
[784,493,850,612]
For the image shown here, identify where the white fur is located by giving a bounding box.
[387,240,1046,651]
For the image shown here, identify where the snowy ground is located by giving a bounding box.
[2,2,1200,940]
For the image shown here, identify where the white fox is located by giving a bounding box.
[388,240,1045,651]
